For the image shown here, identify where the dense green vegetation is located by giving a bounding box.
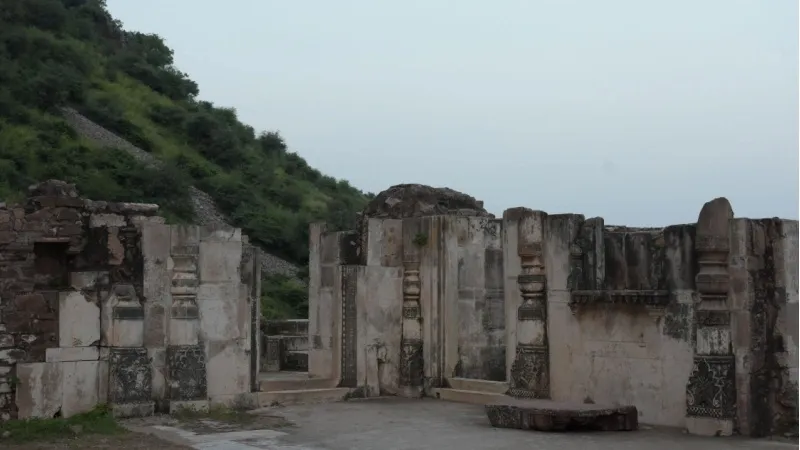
[0,0,371,317]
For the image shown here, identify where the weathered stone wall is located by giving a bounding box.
[308,191,798,438]
[548,218,697,427]
[0,180,259,420]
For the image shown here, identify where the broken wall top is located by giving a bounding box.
[9,179,160,216]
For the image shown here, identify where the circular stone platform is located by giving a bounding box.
[485,398,638,432]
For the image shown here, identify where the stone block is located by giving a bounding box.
[101,285,144,347]
[199,225,241,242]
[59,290,101,347]
[15,362,63,419]
[169,316,200,346]
[90,213,126,228]
[485,398,638,432]
[69,271,109,290]
[167,344,207,400]
[170,225,200,254]
[205,340,249,397]
[46,346,99,362]
[197,283,246,342]
[62,361,100,417]
[199,241,242,283]
[108,347,152,404]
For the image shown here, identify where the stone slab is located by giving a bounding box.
[485,398,638,432]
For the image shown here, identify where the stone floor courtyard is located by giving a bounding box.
[125,399,796,450]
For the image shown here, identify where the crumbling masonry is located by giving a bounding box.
[0,180,260,419]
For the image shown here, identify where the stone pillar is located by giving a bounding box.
[400,219,423,394]
[508,209,550,399]
[685,197,736,436]
[166,225,207,409]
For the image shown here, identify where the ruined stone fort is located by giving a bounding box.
[0,181,796,438]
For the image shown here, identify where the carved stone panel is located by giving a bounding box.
[109,347,152,404]
[686,355,736,419]
[167,345,207,401]
[508,344,549,399]
[400,339,423,387]
[339,266,358,388]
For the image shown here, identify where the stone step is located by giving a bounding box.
[447,378,508,394]
[431,388,507,405]
[257,388,350,407]
[283,350,308,372]
[259,376,335,392]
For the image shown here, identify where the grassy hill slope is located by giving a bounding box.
[0,0,370,318]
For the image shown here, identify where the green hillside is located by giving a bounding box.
[0,0,374,318]
[0,0,370,265]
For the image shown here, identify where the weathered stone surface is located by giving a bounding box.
[362,184,492,220]
[0,180,254,421]
[167,345,207,401]
[485,398,638,432]
[108,347,152,404]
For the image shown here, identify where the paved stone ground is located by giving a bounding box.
[132,398,798,450]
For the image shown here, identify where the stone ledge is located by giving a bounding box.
[569,290,670,314]
[485,398,638,432]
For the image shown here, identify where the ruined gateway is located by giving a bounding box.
[1,181,797,439]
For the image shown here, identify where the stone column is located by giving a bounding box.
[400,219,423,393]
[685,197,736,436]
[165,225,207,409]
[508,209,550,399]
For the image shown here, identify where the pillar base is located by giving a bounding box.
[685,416,734,437]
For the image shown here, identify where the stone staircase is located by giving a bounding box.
[60,107,300,279]
[256,319,349,406]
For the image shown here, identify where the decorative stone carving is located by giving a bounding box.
[568,290,670,315]
[685,197,736,431]
[686,355,736,419]
[340,265,358,388]
[170,251,199,320]
[167,344,207,401]
[508,210,549,399]
[508,344,549,398]
[109,347,152,404]
[400,259,423,387]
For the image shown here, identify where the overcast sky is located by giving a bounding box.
[106,0,798,226]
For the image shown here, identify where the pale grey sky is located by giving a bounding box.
[107,0,798,226]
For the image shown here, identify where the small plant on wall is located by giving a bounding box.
[412,233,428,247]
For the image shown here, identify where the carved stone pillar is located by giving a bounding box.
[508,210,549,399]
[686,197,736,436]
[400,259,423,389]
[400,219,423,392]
